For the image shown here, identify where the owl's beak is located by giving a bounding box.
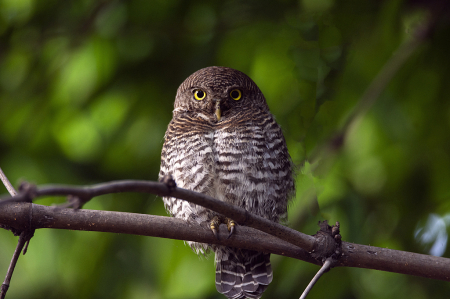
[215,100,221,121]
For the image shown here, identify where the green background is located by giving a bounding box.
[1,0,450,298]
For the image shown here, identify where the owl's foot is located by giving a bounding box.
[225,218,236,239]
[209,216,237,239]
[210,216,221,239]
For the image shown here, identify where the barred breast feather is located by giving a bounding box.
[160,107,293,227]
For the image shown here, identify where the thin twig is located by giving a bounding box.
[299,258,333,299]
[0,236,26,299]
[0,168,34,299]
[0,230,35,299]
[0,168,16,196]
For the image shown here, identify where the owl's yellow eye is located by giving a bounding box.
[230,89,242,101]
[194,89,206,101]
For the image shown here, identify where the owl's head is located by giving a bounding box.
[174,66,269,122]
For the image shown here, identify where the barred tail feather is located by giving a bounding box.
[215,249,272,299]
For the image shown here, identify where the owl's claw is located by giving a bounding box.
[210,216,237,239]
[227,226,235,239]
[226,218,236,239]
[211,226,219,239]
[210,216,221,240]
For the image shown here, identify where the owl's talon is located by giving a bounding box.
[210,216,221,240]
[226,218,236,239]
[211,226,219,239]
[227,225,235,239]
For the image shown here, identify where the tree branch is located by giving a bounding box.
[1,191,450,281]
[0,180,317,252]
[0,201,318,264]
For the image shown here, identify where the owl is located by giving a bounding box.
[159,66,295,299]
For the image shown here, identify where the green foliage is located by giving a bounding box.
[1,0,450,298]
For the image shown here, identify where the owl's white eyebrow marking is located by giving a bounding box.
[173,107,187,114]
[196,113,209,120]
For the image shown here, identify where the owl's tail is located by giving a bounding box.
[215,248,272,299]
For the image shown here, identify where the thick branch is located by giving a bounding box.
[1,202,449,281]
[0,202,318,264]
[339,242,450,281]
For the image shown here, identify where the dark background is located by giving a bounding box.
[1,0,450,298]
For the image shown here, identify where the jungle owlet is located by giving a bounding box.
[159,66,295,299]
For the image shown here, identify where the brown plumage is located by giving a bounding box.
[159,66,295,299]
